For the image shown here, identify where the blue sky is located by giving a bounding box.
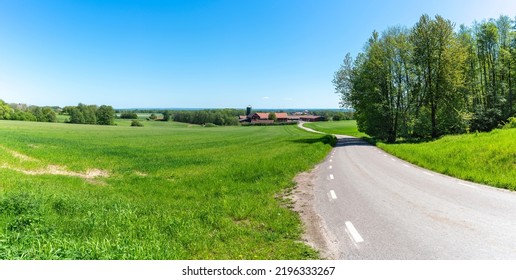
[1,0,515,109]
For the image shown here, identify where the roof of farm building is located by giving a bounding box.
[275,113,288,119]
[253,113,270,119]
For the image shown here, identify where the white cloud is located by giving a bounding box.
[263,96,270,100]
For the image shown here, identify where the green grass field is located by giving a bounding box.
[305,120,515,191]
[0,120,332,259]
[378,129,516,190]
[303,120,366,137]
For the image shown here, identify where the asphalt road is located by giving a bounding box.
[303,128,516,259]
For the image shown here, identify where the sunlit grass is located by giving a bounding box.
[0,120,332,259]
[303,120,366,137]
[378,129,516,190]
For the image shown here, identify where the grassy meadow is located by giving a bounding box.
[305,120,515,190]
[377,129,516,190]
[303,120,366,137]
[0,120,332,259]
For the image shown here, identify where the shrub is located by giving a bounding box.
[501,117,516,129]
[470,108,502,132]
[204,123,217,127]
[131,120,144,127]
[120,112,138,119]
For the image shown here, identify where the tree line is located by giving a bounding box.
[172,109,244,126]
[62,103,115,125]
[0,99,57,122]
[334,14,516,142]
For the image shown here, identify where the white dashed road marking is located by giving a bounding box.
[345,221,364,243]
[423,171,434,176]
[330,190,337,200]
[329,174,334,180]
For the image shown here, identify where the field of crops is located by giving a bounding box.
[0,120,332,259]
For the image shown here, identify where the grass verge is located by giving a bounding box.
[378,129,516,190]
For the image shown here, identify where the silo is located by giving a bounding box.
[246,105,252,116]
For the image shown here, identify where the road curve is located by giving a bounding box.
[298,124,516,259]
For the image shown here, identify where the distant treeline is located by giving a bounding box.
[0,100,354,127]
[334,14,516,142]
[311,110,354,121]
[62,103,115,125]
[115,108,354,125]
[0,99,57,122]
[172,109,244,126]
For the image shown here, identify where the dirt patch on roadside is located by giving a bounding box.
[290,167,339,259]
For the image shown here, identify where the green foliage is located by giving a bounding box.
[470,108,503,132]
[501,116,516,129]
[68,108,84,124]
[96,105,115,125]
[66,103,114,125]
[378,129,516,190]
[0,120,331,259]
[0,100,57,123]
[330,112,353,121]
[268,112,277,121]
[0,99,13,120]
[130,120,144,127]
[335,14,516,141]
[173,109,241,126]
[162,111,171,121]
[120,112,138,119]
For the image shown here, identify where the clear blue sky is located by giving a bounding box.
[1,0,515,109]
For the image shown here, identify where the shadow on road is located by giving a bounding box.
[335,137,373,148]
[291,135,337,146]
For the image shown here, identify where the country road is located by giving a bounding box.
[298,123,516,259]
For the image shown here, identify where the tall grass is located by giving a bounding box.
[0,120,332,259]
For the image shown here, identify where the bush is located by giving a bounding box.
[501,117,516,129]
[204,123,217,127]
[470,108,502,132]
[131,120,144,127]
[120,112,138,119]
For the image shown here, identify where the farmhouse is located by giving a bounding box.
[275,113,288,122]
[240,106,324,124]
[250,112,270,121]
